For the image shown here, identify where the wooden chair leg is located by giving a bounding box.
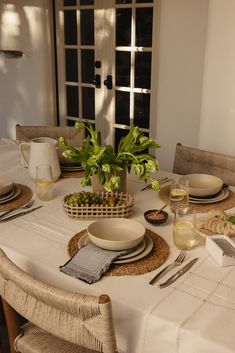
[1,298,21,353]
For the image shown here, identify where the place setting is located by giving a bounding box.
[0,176,43,221]
[159,173,235,212]
[60,218,169,283]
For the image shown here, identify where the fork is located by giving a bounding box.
[149,251,187,285]
[0,199,35,219]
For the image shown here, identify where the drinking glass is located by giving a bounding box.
[35,164,53,201]
[169,176,189,213]
[173,207,201,250]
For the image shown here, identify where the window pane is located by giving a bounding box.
[135,52,151,88]
[64,0,76,5]
[136,0,153,2]
[80,10,94,45]
[116,0,132,3]
[82,87,95,119]
[81,49,94,83]
[134,93,150,128]
[65,49,78,82]
[80,0,94,4]
[116,51,131,87]
[115,128,129,152]
[66,85,79,117]
[64,11,77,45]
[115,91,130,125]
[136,8,153,47]
[66,119,76,127]
[116,8,131,46]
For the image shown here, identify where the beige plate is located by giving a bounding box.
[78,233,146,260]
[0,184,21,204]
[78,233,153,264]
[189,188,229,204]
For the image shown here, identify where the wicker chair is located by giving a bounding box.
[173,143,235,186]
[0,249,117,353]
[15,124,84,146]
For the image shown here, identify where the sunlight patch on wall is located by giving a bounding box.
[1,4,20,48]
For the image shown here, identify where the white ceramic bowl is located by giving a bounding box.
[87,218,146,251]
[0,176,13,196]
[186,173,223,197]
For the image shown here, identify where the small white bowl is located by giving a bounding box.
[87,218,146,251]
[0,176,13,196]
[186,173,223,197]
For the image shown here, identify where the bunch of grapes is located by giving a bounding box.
[65,192,124,207]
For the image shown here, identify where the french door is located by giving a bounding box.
[54,0,158,150]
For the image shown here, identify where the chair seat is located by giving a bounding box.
[15,323,99,353]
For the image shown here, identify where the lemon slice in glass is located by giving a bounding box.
[36,181,52,187]
[170,188,187,201]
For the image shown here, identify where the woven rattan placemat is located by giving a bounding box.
[159,185,235,213]
[67,229,169,276]
[0,184,33,212]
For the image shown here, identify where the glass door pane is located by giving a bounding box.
[55,0,157,150]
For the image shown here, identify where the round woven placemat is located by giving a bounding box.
[0,184,33,212]
[67,229,169,276]
[159,185,235,213]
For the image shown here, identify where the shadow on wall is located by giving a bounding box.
[0,1,53,138]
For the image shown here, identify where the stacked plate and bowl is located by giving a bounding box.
[78,218,153,264]
[187,173,227,204]
[0,177,21,205]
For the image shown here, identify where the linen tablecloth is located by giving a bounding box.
[1,138,235,353]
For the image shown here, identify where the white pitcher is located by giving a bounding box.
[20,137,61,182]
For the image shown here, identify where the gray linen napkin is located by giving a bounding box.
[59,243,131,284]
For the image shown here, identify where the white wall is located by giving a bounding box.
[0,0,55,139]
[199,0,235,156]
[155,0,209,171]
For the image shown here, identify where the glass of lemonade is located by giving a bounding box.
[169,176,189,213]
[35,164,53,201]
[173,207,201,250]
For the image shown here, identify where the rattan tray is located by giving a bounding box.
[63,191,134,219]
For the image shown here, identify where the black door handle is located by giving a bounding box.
[93,74,101,88]
[104,75,113,90]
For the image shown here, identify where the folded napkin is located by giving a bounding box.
[59,243,131,284]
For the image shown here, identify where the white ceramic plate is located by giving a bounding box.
[60,165,84,172]
[0,176,13,196]
[0,187,15,201]
[113,234,153,264]
[0,184,21,204]
[78,233,153,264]
[78,233,146,260]
[189,188,229,204]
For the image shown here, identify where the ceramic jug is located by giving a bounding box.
[20,137,61,182]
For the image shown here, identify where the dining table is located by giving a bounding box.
[1,138,235,353]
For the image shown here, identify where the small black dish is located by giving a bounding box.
[144,209,168,225]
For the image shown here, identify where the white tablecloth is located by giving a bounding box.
[1,139,235,353]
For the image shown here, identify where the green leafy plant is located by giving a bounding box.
[59,121,160,192]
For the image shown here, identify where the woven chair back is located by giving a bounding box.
[0,249,116,353]
[15,125,84,147]
[173,143,235,186]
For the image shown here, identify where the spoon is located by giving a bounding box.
[154,203,167,216]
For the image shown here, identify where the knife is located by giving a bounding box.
[0,205,43,222]
[158,258,199,288]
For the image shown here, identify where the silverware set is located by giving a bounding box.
[149,251,199,288]
[0,199,42,222]
[141,176,173,191]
